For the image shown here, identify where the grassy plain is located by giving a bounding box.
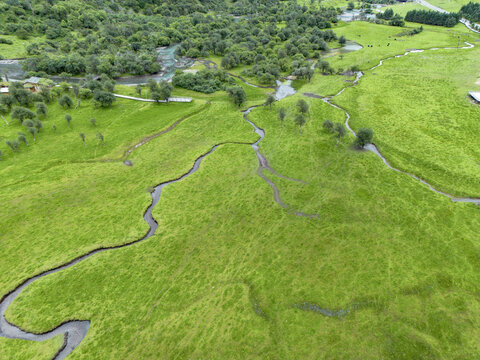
[426,0,480,12]
[335,38,480,196]
[0,35,44,59]
[5,85,480,359]
[0,336,63,359]
[2,19,480,360]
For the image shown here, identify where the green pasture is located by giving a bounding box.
[2,18,480,360]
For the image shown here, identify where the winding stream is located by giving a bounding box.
[2,36,479,360]
[305,42,480,205]
[0,80,314,358]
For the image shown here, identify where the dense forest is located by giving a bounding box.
[0,0,347,83]
[404,9,460,27]
[460,2,480,22]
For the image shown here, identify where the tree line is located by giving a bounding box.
[405,9,460,27]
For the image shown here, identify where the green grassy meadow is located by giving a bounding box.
[2,20,480,360]
[0,35,44,59]
[426,0,480,12]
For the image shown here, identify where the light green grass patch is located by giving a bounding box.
[0,35,44,59]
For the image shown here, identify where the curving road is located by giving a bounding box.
[415,0,480,33]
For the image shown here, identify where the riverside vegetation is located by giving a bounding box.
[1,1,480,359]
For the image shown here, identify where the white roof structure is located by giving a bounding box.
[23,76,42,84]
[0,87,9,94]
[469,92,480,102]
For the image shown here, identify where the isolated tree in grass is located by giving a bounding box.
[295,114,306,133]
[60,82,71,93]
[72,84,80,98]
[79,88,93,100]
[334,123,346,145]
[65,114,72,127]
[39,88,52,103]
[79,133,86,146]
[11,107,36,124]
[226,86,247,108]
[93,90,116,108]
[339,35,347,46]
[355,128,374,148]
[265,94,275,109]
[151,91,162,103]
[135,85,143,97]
[17,132,28,146]
[90,118,97,127]
[0,94,15,109]
[0,104,8,125]
[97,133,105,146]
[35,102,48,118]
[323,119,334,133]
[103,80,115,93]
[278,107,286,125]
[297,99,309,115]
[59,94,73,108]
[52,124,57,133]
[5,140,19,152]
[28,126,38,142]
[34,119,43,132]
[147,79,159,94]
[158,81,173,101]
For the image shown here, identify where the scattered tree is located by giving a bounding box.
[355,128,374,148]
[295,114,306,133]
[278,107,287,125]
[65,114,72,126]
[333,123,346,145]
[28,127,38,142]
[58,94,73,108]
[11,107,36,124]
[323,119,334,132]
[297,99,309,115]
[93,90,116,107]
[265,94,275,109]
[226,86,247,108]
[339,35,347,45]
[17,132,28,146]
[79,133,86,146]
[97,132,105,146]
[35,102,48,117]
[90,118,97,127]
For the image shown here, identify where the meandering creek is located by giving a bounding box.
[0,81,313,358]
[304,42,480,206]
[1,39,479,359]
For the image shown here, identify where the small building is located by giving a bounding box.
[0,87,9,95]
[469,91,480,103]
[23,77,43,92]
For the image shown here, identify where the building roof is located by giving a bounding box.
[0,87,9,93]
[23,76,42,84]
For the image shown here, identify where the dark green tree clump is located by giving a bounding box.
[355,128,374,148]
[226,86,247,108]
[460,2,480,22]
[93,91,116,107]
[405,9,460,27]
[173,69,234,93]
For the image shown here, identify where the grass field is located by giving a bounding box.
[5,85,480,359]
[0,336,63,359]
[2,19,480,360]
[0,35,44,59]
[335,39,480,197]
[426,0,480,12]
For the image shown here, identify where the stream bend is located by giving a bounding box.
[304,42,480,205]
[0,141,253,359]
